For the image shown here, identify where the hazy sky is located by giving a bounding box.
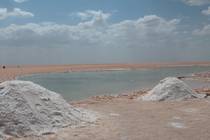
[0,0,210,64]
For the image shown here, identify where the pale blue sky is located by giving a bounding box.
[0,0,209,26]
[0,0,210,64]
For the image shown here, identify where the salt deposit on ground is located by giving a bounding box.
[181,108,198,113]
[0,80,96,139]
[168,122,186,129]
[141,77,206,101]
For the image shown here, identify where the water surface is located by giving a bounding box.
[19,66,210,101]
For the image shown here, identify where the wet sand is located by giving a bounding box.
[1,62,210,82]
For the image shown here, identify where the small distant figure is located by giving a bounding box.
[177,76,185,79]
[2,66,6,69]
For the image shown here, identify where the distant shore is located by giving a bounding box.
[1,62,210,82]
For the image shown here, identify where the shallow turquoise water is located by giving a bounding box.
[18,66,210,101]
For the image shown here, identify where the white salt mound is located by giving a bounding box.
[141,77,206,101]
[0,80,96,139]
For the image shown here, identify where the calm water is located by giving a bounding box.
[18,66,210,101]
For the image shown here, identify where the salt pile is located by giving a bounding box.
[0,80,96,139]
[141,77,206,101]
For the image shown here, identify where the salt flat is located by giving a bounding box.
[12,95,210,140]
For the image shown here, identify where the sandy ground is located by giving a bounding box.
[1,62,210,82]
[12,94,210,140]
[2,62,210,140]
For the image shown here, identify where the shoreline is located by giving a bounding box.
[1,62,210,82]
[1,62,210,101]
[2,63,210,140]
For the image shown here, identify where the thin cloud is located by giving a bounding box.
[182,0,210,6]
[202,6,210,15]
[0,8,34,20]
[193,24,210,35]
[77,10,111,21]
[14,0,28,3]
